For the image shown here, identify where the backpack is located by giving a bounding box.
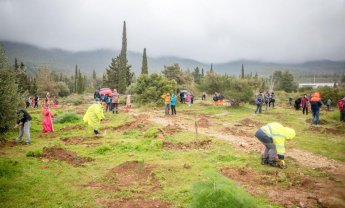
[256,95,262,104]
[338,99,344,111]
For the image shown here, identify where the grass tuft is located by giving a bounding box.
[53,113,81,124]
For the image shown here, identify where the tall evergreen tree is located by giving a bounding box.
[74,64,78,93]
[210,64,214,73]
[141,48,148,75]
[241,64,244,79]
[201,68,204,77]
[92,70,97,80]
[118,21,133,93]
[105,56,120,89]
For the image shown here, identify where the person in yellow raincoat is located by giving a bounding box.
[83,98,105,134]
[161,93,171,115]
[255,122,296,168]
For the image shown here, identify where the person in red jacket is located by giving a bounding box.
[301,94,309,115]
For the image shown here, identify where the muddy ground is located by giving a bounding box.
[42,146,94,167]
[221,166,345,208]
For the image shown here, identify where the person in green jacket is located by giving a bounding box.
[83,98,105,134]
[255,122,296,168]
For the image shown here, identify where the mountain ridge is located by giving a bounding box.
[1,41,344,77]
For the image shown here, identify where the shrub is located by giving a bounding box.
[26,150,42,157]
[132,73,177,106]
[191,171,257,208]
[95,145,112,155]
[53,113,80,123]
[56,81,70,97]
[0,47,19,135]
[143,127,160,138]
[317,87,345,106]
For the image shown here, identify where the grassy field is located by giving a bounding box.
[1,94,344,208]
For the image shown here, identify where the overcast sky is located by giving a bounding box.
[0,0,345,63]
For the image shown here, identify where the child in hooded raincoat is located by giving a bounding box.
[170,94,177,115]
[42,104,54,133]
[83,99,105,134]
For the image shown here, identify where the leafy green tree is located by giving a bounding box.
[0,47,20,135]
[105,56,120,89]
[36,66,58,96]
[141,48,148,75]
[279,71,297,92]
[241,64,244,79]
[56,81,70,97]
[162,64,191,85]
[192,67,202,84]
[133,73,177,105]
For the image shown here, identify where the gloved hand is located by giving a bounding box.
[278,160,287,169]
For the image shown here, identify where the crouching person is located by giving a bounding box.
[255,122,296,168]
[83,98,105,135]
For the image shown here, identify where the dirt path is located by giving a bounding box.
[128,108,345,175]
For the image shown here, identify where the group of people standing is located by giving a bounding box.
[161,93,177,115]
[16,92,55,144]
[94,88,131,114]
[255,91,276,114]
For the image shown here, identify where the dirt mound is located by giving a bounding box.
[163,124,183,135]
[96,197,170,208]
[0,140,22,148]
[239,118,264,127]
[221,127,252,137]
[221,167,345,208]
[197,118,210,128]
[305,118,328,125]
[60,135,102,145]
[59,125,84,132]
[104,118,150,132]
[163,139,212,150]
[42,147,93,167]
[88,161,160,193]
[308,125,344,135]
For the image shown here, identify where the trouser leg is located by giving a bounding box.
[23,121,30,143]
[266,143,276,163]
[315,110,320,125]
[17,125,24,141]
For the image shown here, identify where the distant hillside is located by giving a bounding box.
[1,41,344,78]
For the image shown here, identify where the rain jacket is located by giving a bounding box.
[161,94,171,104]
[42,107,54,133]
[170,95,177,106]
[83,103,105,130]
[260,122,295,156]
[310,92,322,112]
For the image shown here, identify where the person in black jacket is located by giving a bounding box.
[16,109,32,144]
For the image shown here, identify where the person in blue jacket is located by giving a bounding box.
[170,93,177,115]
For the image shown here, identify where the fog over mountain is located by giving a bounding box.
[2,41,345,78]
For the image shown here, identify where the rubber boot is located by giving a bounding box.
[268,161,279,168]
[261,158,268,165]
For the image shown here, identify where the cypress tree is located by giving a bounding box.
[92,70,97,80]
[201,68,204,77]
[74,64,78,93]
[210,64,214,73]
[241,64,244,79]
[141,48,148,75]
[118,21,133,93]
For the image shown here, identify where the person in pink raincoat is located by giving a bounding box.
[186,93,192,106]
[42,104,54,133]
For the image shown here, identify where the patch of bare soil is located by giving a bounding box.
[104,117,150,132]
[40,132,58,139]
[59,125,84,132]
[96,197,170,208]
[0,140,22,148]
[221,127,252,137]
[221,167,345,208]
[308,125,344,135]
[239,118,264,127]
[42,146,94,167]
[163,139,212,150]
[163,124,183,135]
[60,135,102,145]
[87,161,160,193]
[197,117,210,128]
[305,118,328,125]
